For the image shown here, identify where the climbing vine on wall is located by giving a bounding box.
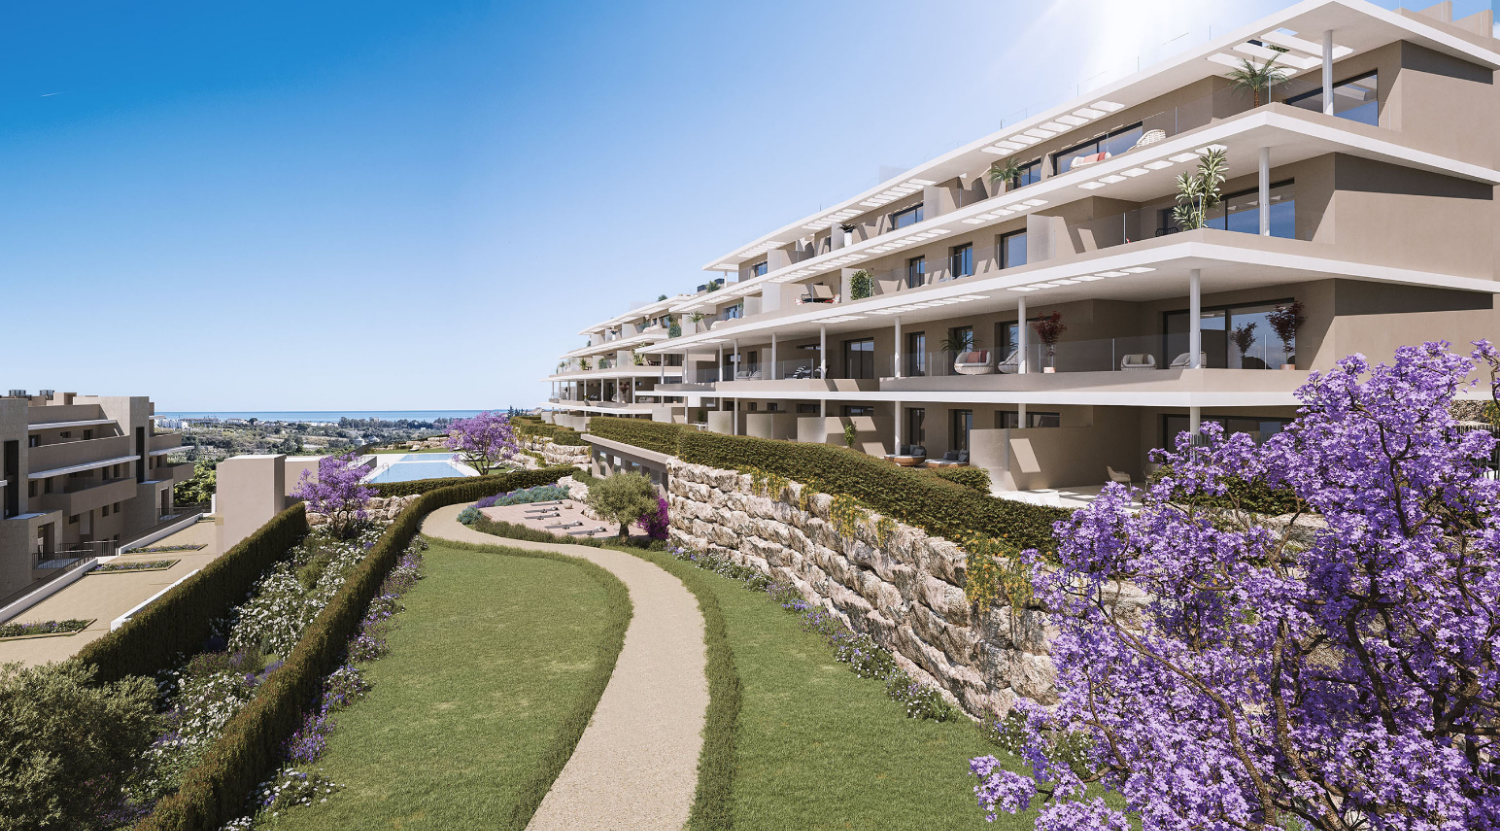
[962,535,1034,615]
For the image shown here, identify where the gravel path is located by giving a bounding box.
[421,503,708,831]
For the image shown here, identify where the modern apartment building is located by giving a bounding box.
[547,294,696,422]
[549,0,1500,499]
[0,390,194,598]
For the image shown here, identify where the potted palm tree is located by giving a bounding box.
[1267,301,1305,370]
[988,159,1023,192]
[1227,57,1290,107]
[1032,312,1067,373]
[1172,148,1228,230]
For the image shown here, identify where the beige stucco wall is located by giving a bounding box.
[215,454,287,552]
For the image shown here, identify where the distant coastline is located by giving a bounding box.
[156,410,500,423]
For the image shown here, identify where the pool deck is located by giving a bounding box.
[363,452,480,483]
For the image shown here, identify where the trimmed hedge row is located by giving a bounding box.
[677,431,1070,553]
[370,466,577,498]
[513,416,587,447]
[587,417,689,456]
[135,467,570,831]
[78,504,310,685]
[929,466,992,494]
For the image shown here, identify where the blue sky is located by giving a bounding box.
[0,0,1484,410]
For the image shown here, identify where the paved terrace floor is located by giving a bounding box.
[0,519,221,667]
[421,503,707,831]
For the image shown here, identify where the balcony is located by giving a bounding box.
[38,477,138,516]
[28,435,133,476]
[149,433,184,453]
[148,462,193,483]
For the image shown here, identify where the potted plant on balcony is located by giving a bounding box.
[1032,311,1067,373]
[1230,321,1261,369]
[1267,301,1305,370]
[849,269,873,301]
[1172,147,1228,230]
[1227,57,1290,107]
[579,358,591,371]
[988,159,1023,193]
[843,421,858,449]
[667,316,681,338]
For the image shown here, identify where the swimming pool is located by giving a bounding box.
[366,453,471,484]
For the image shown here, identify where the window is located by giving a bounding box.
[949,243,973,279]
[907,332,927,377]
[68,514,79,525]
[746,402,758,412]
[83,429,92,440]
[1205,180,1295,238]
[951,409,974,454]
[1164,298,1297,369]
[27,436,38,448]
[1029,411,1061,428]
[997,411,1020,429]
[113,502,122,512]
[999,231,1027,269]
[1054,123,1145,174]
[797,403,820,414]
[907,407,926,447]
[996,321,1020,359]
[59,431,70,439]
[750,261,768,277]
[1009,160,1042,190]
[948,325,974,354]
[767,402,780,412]
[44,479,53,494]
[891,203,924,230]
[1287,71,1378,126]
[844,338,875,380]
[844,405,876,417]
[28,482,36,498]
[102,504,110,517]
[722,303,743,320]
[906,256,926,289]
[1163,414,1292,448]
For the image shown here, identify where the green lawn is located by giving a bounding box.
[682,561,1031,830]
[269,540,629,831]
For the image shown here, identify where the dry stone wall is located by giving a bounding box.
[307,495,419,528]
[521,437,589,469]
[664,458,1131,716]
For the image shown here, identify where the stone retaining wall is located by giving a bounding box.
[308,495,420,528]
[521,437,589,469]
[665,458,1149,716]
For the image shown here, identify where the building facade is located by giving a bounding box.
[549,0,1500,498]
[0,390,194,598]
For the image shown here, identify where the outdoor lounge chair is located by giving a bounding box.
[996,349,1021,374]
[1133,128,1166,148]
[1169,351,1207,369]
[734,369,763,380]
[1069,151,1109,168]
[884,445,928,466]
[1107,466,1133,485]
[546,521,583,530]
[800,284,835,304]
[927,450,970,468]
[953,350,995,375]
[1120,353,1156,371]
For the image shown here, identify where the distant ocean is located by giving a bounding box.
[156,410,500,423]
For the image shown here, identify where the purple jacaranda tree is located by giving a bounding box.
[445,411,517,476]
[971,340,1500,831]
[293,453,375,538]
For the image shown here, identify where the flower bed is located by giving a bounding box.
[457,484,571,525]
[0,618,92,640]
[93,560,179,574]
[131,544,208,554]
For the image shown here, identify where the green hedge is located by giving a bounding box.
[513,416,587,447]
[77,504,310,685]
[587,417,689,456]
[134,467,571,831]
[929,466,992,494]
[370,466,576,498]
[677,431,1069,553]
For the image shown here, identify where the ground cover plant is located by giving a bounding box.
[94,560,178,573]
[971,341,1500,830]
[0,618,91,639]
[254,538,630,831]
[131,544,207,554]
[456,484,570,525]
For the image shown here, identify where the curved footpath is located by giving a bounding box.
[421,503,709,831]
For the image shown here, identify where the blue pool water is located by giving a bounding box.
[366,453,470,483]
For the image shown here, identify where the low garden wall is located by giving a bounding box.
[666,458,1148,716]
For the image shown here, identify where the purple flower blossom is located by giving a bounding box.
[640,496,670,541]
[293,453,376,538]
[445,411,518,476]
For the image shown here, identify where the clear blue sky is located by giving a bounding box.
[0,0,1474,411]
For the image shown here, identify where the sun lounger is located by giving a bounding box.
[569,527,607,536]
[546,521,583,529]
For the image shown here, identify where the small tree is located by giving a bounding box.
[445,411,518,476]
[1267,300,1305,365]
[0,661,160,830]
[1032,311,1067,367]
[1172,148,1228,230]
[293,452,375,538]
[1227,56,1290,107]
[970,340,1500,830]
[843,421,859,448]
[1230,320,1258,365]
[586,472,659,539]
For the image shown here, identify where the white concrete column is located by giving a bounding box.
[1018,403,1028,425]
[819,325,827,379]
[1322,30,1335,116]
[1259,147,1271,236]
[1016,297,1028,374]
[1189,268,1203,369]
[718,343,724,382]
[894,316,903,378]
[732,398,738,436]
[770,332,778,380]
[894,401,903,452]
[1189,405,1201,437]
[821,399,827,418]
[733,339,740,381]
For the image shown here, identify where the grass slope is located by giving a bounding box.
[268,539,629,831]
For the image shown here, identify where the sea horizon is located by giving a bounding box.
[156,409,510,423]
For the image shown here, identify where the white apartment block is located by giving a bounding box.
[548,0,1500,501]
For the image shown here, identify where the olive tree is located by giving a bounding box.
[586,472,659,539]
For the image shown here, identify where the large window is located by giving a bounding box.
[1163,414,1292,448]
[907,407,926,448]
[722,303,743,320]
[997,411,1060,428]
[1205,181,1296,238]
[1287,71,1378,126]
[844,405,876,417]
[906,256,926,289]
[999,230,1027,269]
[844,338,875,380]
[1010,160,1042,190]
[750,261,768,277]
[892,203,924,230]
[996,321,1019,358]
[1164,299,1297,369]
[907,331,926,376]
[951,409,973,454]
[949,243,973,279]
[1054,123,1145,174]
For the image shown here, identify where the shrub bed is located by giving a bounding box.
[93,560,178,574]
[678,431,1068,554]
[0,619,91,639]
[513,416,587,447]
[130,467,573,831]
[78,504,311,685]
[369,465,574,498]
[587,417,689,456]
[131,544,207,554]
[928,466,992,494]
